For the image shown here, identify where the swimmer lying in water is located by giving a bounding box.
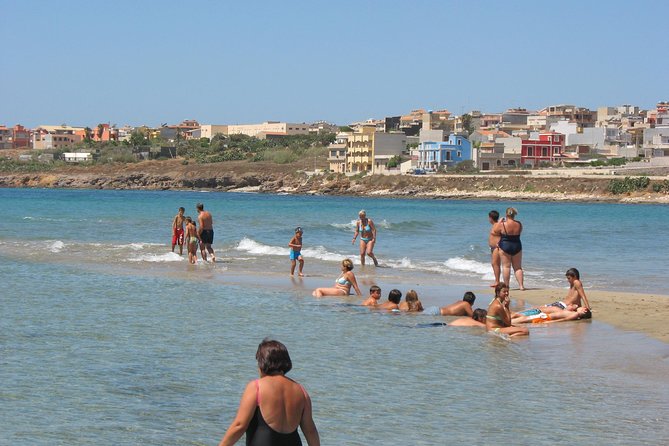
[449,309,488,327]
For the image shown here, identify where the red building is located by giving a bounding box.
[12,125,31,149]
[521,131,565,166]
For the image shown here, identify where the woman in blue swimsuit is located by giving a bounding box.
[218,339,320,446]
[312,259,362,297]
[496,207,525,291]
[352,210,379,266]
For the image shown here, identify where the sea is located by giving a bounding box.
[1,188,668,445]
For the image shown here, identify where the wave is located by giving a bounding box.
[329,219,430,231]
[49,240,65,253]
[235,237,345,262]
[129,252,184,262]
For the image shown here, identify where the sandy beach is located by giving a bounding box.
[507,287,669,343]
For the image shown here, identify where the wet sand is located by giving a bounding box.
[507,287,669,343]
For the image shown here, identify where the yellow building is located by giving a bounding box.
[344,127,407,174]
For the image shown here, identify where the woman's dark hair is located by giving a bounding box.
[256,338,292,376]
[494,282,509,297]
[566,268,580,280]
[463,291,476,305]
[489,210,499,222]
[472,308,488,322]
[388,289,402,304]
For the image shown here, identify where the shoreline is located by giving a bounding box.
[504,287,669,343]
[1,160,668,204]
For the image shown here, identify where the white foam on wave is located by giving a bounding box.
[49,240,65,253]
[330,219,357,229]
[235,237,345,262]
[112,242,164,251]
[302,245,345,262]
[129,252,184,262]
[236,237,287,256]
[444,257,491,275]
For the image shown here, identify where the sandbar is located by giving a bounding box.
[505,288,669,343]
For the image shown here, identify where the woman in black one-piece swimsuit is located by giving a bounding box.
[496,207,525,291]
[218,339,320,446]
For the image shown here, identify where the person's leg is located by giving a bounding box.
[491,248,501,286]
[512,252,524,290]
[366,240,379,266]
[298,257,304,276]
[359,241,367,266]
[500,252,511,287]
[290,259,296,275]
[200,241,207,262]
[501,326,529,336]
[312,287,346,297]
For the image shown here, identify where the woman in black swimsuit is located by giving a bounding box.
[219,339,320,446]
[496,207,525,291]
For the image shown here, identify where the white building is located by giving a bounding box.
[227,122,309,138]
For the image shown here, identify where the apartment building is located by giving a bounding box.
[199,125,229,140]
[417,133,472,170]
[227,121,309,138]
[521,131,565,166]
[0,126,11,149]
[32,125,84,150]
[345,127,406,174]
[327,133,349,173]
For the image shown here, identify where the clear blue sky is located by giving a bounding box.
[1,0,667,128]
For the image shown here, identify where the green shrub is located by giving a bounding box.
[607,176,650,194]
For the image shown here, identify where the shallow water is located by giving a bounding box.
[1,188,668,445]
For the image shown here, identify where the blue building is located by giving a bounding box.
[417,133,472,170]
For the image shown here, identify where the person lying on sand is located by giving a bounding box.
[512,306,592,324]
[544,268,591,310]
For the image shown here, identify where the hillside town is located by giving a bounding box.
[2,101,668,174]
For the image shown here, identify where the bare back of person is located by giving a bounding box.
[198,210,213,230]
[440,301,472,317]
[256,375,306,434]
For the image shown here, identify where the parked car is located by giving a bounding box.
[410,168,426,175]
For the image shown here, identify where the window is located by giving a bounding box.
[457,138,462,145]
[457,151,462,157]
[527,147,534,156]
[542,147,548,156]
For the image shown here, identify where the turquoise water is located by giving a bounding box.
[1,188,668,445]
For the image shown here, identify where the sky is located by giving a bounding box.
[1,0,667,128]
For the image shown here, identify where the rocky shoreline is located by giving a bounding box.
[1,159,668,204]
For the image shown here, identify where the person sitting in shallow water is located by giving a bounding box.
[377,289,402,311]
[312,259,362,297]
[439,292,476,317]
[399,289,424,312]
[449,308,488,327]
[361,285,382,306]
[486,283,529,337]
[512,306,592,325]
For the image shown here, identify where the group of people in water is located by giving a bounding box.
[171,203,216,264]
[214,207,594,445]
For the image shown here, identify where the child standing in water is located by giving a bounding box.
[288,227,304,276]
[185,217,199,264]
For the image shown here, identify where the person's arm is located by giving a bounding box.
[172,216,178,233]
[218,381,257,446]
[299,391,320,446]
[352,221,359,244]
[348,272,362,296]
[288,236,298,249]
